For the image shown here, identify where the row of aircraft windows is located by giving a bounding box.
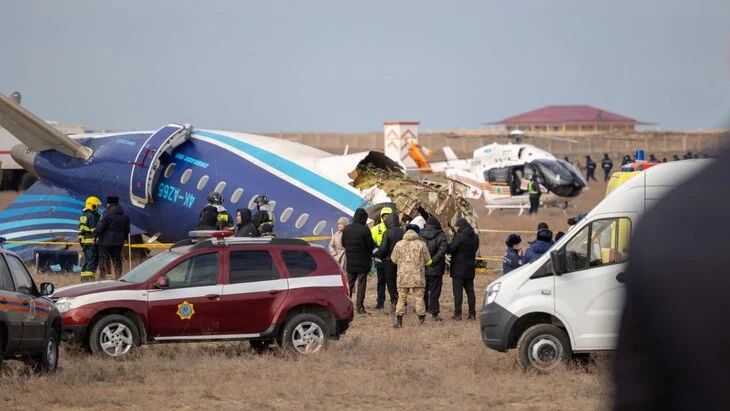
[164,163,328,235]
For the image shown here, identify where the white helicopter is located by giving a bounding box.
[421,129,588,210]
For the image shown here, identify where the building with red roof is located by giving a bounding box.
[484,105,655,134]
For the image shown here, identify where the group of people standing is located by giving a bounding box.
[196,192,275,238]
[329,207,480,327]
[78,195,131,281]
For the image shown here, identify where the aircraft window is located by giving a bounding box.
[486,168,510,184]
[231,188,244,204]
[180,169,193,184]
[164,163,176,178]
[280,207,294,223]
[196,175,209,191]
[214,181,226,194]
[295,213,309,229]
[313,220,327,235]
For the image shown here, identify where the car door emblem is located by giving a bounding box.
[177,301,195,320]
[28,300,36,320]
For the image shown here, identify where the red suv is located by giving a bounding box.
[52,232,353,357]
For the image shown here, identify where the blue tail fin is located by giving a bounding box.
[0,181,85,261]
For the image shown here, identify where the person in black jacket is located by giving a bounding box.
[374,213,405,313]
[234,208,257,237]
[420,215,448,320]
[341,208,376,314]
[447,218,480,320]
[613,148,728,410]
[601,153,614,181]
[93,196,131,279]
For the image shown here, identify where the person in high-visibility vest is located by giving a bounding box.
[527,174,541,215]
[79,196,102,281]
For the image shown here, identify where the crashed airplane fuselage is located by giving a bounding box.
[0,93,478,258]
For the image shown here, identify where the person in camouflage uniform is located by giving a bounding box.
[390,224,431,328]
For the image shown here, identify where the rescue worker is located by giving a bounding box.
[251,195,274,235]
[683,151,693,160]
[524,228,554,263]
[585,155,597,181]
[672,154,681,161]
[234,208,257,237]
[374,212,405,313]
[94,196,130,279]
[528,174,541,215]
[421,215,447,320]
[328,217,349,270]
[502,234,523,274]
[371,206,393,310]
[342,208,376,315]
[602,153,614,181]
[448,218,480,321]
[79,196,102,281]
[391,223,431,328]
[197,192,233,231]
[649,154,658,163]
[563,156,571,164]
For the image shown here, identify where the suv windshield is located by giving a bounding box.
[119,252,181,283]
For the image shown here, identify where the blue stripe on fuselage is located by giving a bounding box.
[194,130,366,212]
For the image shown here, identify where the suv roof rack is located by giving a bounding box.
[184,231,310,251]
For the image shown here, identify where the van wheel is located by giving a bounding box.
[88,314,140,358]
[280,314,328,354]
[516,324,571,372]
[31,328,59,373]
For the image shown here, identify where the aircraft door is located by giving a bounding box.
[130,124,192,208]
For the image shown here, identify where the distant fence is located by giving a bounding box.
[264,130,729,162]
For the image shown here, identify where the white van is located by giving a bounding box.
[479,159,712,371]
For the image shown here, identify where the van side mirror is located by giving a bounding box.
[40,282,55,296]
[550,249,567,276]
[155,277,169,289]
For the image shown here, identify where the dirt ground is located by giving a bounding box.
[0,180,614,410]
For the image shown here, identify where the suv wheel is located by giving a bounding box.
[32,328,59,373]
[280,313,328,354]
[516,324,571,372]
[89,314,140,357]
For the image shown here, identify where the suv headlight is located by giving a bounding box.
[485,282,501,305]
[55,297,74,313]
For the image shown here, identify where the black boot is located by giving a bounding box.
[418,315,426,325]
[394,315,403,328]
[432,313,442,322]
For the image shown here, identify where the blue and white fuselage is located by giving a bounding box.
[1,128,390,259]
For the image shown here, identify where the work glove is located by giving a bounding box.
[426,259,433,266]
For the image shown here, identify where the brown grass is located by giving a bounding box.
[0,182,612,410]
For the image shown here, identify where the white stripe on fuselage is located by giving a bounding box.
[62,276,344,309]
[192,134,357,216]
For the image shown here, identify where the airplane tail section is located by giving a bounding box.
[0,92,92,160]
[0,180,86,261]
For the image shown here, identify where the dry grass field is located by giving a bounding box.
[0,181,613,410]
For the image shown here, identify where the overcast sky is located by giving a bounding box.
[2,1,730,132]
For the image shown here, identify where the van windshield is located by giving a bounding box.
[119,252,181,284]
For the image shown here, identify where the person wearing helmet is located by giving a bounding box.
[79,196,102,281]
[370,206,394,310]
[251,195,274,235]
[196,192,234,231]
[502,234,523,274]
